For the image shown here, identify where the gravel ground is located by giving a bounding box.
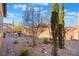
[2,33,79,56]
[58,40,79,56]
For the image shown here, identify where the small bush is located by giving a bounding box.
[20,48,30,56]
[43,38,49,44]
[13,40,18,44]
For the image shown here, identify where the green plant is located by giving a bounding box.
[51,3,58,56]
[36,22,49,28]
[20,48,30,56]
[43,38,49,44]
[58,3,65,49]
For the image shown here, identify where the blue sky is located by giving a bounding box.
[3,3,79,27]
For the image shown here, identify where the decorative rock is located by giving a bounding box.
[44,51,47,54]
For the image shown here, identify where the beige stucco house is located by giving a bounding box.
[0,3,6,55]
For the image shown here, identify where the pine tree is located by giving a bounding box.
[58,3,65,49]
[51,3,59,56]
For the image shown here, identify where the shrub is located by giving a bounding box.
[20,48,30,56]
[13,40,19,44]
[36,22,49,28]
[43,38,49,44]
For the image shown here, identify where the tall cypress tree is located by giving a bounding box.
[58,3,65,49]
[51,3,59,56]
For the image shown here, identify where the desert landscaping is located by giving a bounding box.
[0,3,79,56]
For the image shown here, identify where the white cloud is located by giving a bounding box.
[30,3,48,6]
[28,7,31,11]
[34,7,39,11]
[7,5,10,8]
[7,13,15,18]
[41,10,48,14]
[64,15,76,19]
[13,4,48,11]
[7,12,21,18]
[64,9,68,12]
[18,4,22,8]
[65,12,77,16]
[41,10,48,16]
[13,4,27,11]
[13,4,19,9]
[78,12,79,18]
[36,3,49,6]
[21,4,27,11]
[65,19,70,23]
